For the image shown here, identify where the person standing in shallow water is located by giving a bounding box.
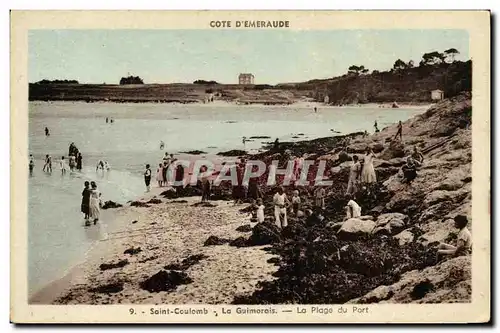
[88,181,101,225]
[59,156,67,175]
[81,181,91,223]
[43,154,52,173]
[144,164,152,192]
[156,163,164,187]
[45,127,50,136]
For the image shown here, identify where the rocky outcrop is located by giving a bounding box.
[349,256,471,304]
[337,218,376,240]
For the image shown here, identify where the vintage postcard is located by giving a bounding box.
[10,10,490,323]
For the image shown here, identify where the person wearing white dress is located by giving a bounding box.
[345,199,362,219]
[256,198,265,223]
[59,156,67,175]
[156,163,164,187]
[273,187,289,228]
[88,181,101,225]
[361,148,377,185]
[346,155,362,196]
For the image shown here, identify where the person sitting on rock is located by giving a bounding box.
[437,215,472,258]
[411,146,424,164]
[401,155,420,185]
[345,198,362,219]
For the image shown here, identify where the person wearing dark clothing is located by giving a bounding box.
[247,177,262,200]
[401,156,419,184]
[144,164,152,192]
[76,153,83,171]
[394,121,403,140]
[174,164,185,196]
[45,127,50,136]
[374,120,379,133]
[200,166,211,202]
[81,181,91,222]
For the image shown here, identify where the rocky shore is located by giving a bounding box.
[40,93,472,305]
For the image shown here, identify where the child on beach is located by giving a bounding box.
[273,187,289,229]
[60,156,67,175]
[156,163,164,187]
[256,198,265,223]
[314,187,325,210]
[291,190,301,216]
[144,164,152,192]
[345,199,362,219]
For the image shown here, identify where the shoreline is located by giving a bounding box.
[29,99,433,109]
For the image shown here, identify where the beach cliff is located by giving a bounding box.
[37,92,473,305]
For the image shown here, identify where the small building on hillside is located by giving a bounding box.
[431,89,444,101]
[238,73,255,85]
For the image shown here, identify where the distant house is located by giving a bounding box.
[238,73,255,85]
[431,89,444,101]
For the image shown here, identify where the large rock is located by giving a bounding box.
[393,230,415,246]
[337,218,376,240]
[348,256,471,304]
[378,140,405,160]
[376,213,407,227]
[423,189,468,206]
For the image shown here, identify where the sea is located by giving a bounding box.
[28,101,427,297]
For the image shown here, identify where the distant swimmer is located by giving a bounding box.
[59,156,67,175]
[160,141,165,150]
[242,136,247,148]
[110,119,114,124]
[104,161,110,171]
[96,160,105,171]
[374,120,380,133]
[45,127,50,136]
[29,154,35,176]
[314,107,317,113]
[106,117,109,123]
[43,154,52,173]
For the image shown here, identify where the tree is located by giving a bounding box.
[348,65,369,75]
[119,75,144,85]
[393,59,407,71]
[421,51,445,66]
[444,48,460,63]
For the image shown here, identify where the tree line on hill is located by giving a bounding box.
[301,48,471,104]
[33,79,79,84]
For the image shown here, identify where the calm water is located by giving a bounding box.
[28,101,426,296]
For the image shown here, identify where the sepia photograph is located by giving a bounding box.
[10,10,490,323]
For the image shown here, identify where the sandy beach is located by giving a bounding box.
[31,188,278,305]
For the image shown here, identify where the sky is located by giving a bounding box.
[28,29,469,85]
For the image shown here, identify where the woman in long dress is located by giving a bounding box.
[156,163,164,187]
[361,148,377,185]
[88,181,101,225]
[346,155,362,196]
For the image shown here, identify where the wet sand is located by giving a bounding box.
[31,188,277,305]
